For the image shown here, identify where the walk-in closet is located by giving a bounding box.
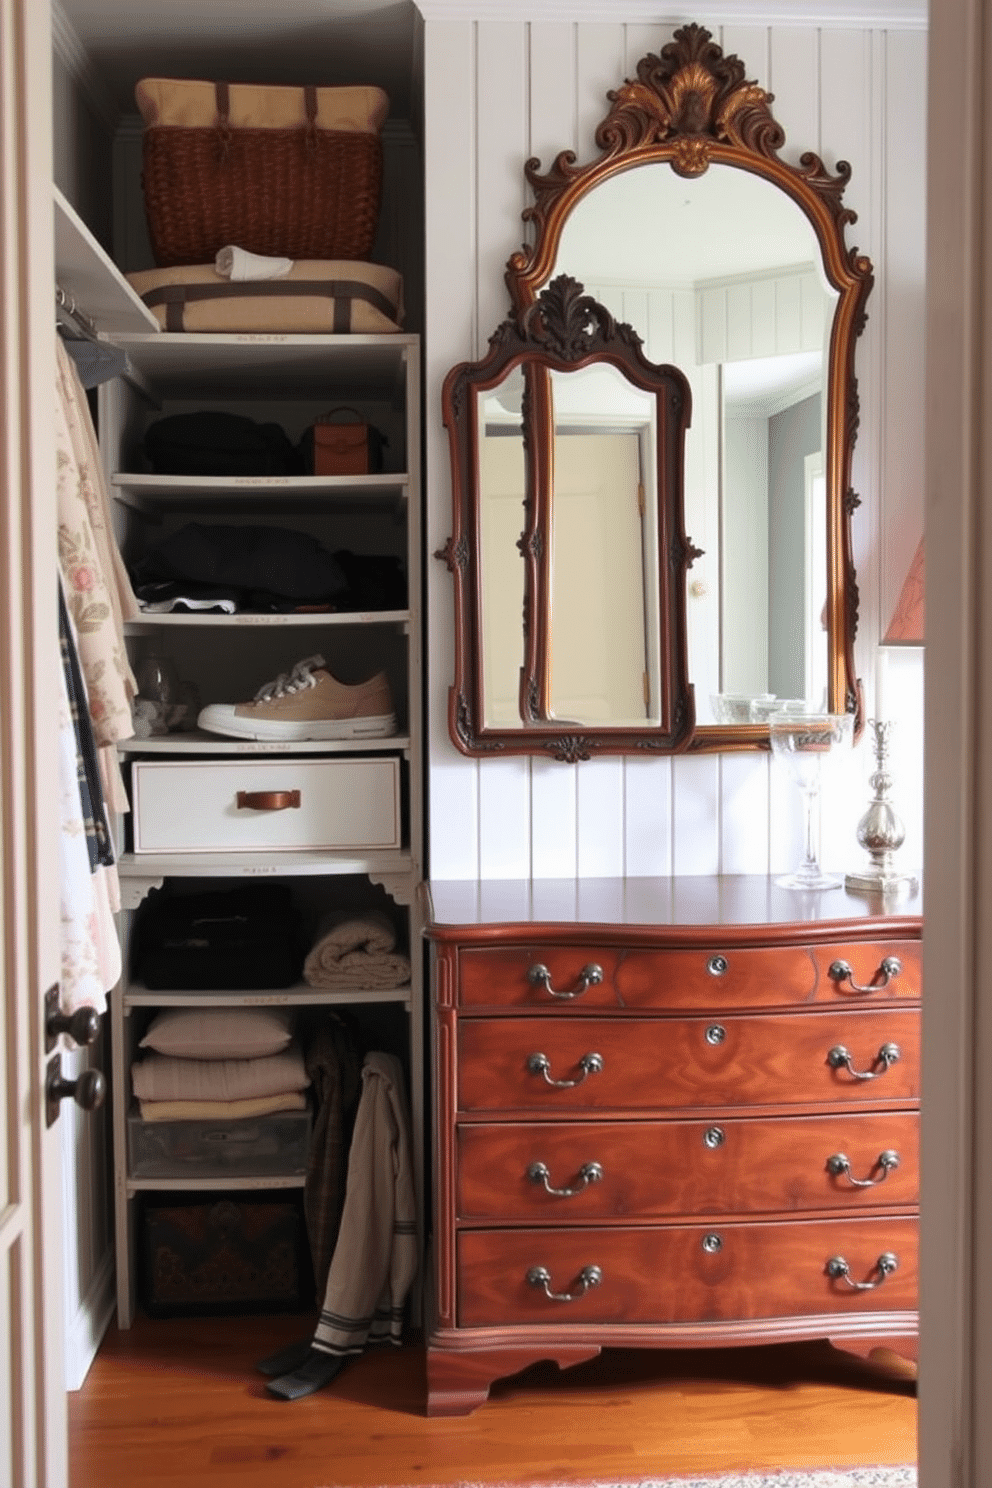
[51,0,426,1392]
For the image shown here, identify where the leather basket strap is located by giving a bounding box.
[214,80,231,125]
[212,81,318,130]
[140,278,397,332]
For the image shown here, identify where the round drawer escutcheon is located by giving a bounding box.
[701,1232,723,1254]
[707,955,729,976]
[705,1024,727,1046]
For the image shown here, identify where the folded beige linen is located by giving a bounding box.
[138,1091,307,1122]
[126,259,404,335]
[131,1040,309,1103]
[303,911,411,990]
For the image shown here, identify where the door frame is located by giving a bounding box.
[2,3,989,1484]
[919,0,992,1484]
[1,0,68,1482]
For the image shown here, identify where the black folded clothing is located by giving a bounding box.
[134,883,303,991]
[130,522,348,608]
[143,411,300,477]
[332,550,407,611]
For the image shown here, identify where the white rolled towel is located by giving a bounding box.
[215,245,294,281]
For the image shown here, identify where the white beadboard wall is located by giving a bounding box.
[424,13,927,882]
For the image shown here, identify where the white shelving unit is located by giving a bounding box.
[55,188,424,1329]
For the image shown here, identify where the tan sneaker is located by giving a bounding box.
[197,654,396,741]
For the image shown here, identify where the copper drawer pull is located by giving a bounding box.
[527,962,603,999]
[827,1041,901,1080]
[826,1251,899,1290]
[526,1160,603,1197]
[526,1264,602,1301]
[826,1149,900,1187]
[527,1051,603,1088]
[829,956,902,993]
[236,790,301,811]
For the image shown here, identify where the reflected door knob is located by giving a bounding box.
[45,1055,106,1127]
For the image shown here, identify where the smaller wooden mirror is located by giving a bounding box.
[438,273,697,761]
[440,22,873,758]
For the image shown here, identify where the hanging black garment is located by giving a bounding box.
[59,584,115,872]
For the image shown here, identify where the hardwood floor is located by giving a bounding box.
[69,1314,917,1488]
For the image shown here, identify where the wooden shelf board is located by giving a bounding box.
[123,980,412,1009]
[106,331,418,399]
[124,610,409,630]
[110,472,409,511]
[118,732,411,757]
[54,186,159,335]
[126,1175,306,1194]
[118,848,415,879]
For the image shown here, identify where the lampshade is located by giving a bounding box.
[882,538,924,645]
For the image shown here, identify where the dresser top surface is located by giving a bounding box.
[423,875,922,939]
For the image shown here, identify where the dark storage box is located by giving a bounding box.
[141,1192,311,1317]
[128,1108,311,1180]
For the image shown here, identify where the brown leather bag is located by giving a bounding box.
[306,407,387,476]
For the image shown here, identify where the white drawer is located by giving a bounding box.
[130,757,401,853]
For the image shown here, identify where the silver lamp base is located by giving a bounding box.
[845,720,919,897]
[844,864,919,897]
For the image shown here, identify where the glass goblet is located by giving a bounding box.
[769,709,853,890]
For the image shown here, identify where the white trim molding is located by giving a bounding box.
[414,1,927,29]
[51,0,119,132]
[63,1252,116,1393]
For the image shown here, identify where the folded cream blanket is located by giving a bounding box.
[138,1091,307,1122]
[131,1040,309,1103]
[303,911,411,991]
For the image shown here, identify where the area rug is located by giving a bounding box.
[333,1471,917,1488]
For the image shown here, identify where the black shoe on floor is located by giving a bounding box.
[255,1338,314,1377]
[265,1348,347,1401]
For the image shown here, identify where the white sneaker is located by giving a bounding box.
[197,654,397,741]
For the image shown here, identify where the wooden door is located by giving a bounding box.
[0,0,69,1483]
[550,432,648,723]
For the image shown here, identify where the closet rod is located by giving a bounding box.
[55,284,99,341]
[54,285,160,407]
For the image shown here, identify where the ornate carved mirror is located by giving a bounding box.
[440,22,872,756]
[440,275,695,759]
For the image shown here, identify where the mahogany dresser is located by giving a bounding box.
[422,875,922,1416]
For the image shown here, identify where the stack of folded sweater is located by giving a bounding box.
[132,1006,310,1122]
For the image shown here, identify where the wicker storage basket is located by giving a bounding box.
[136,79,388,267]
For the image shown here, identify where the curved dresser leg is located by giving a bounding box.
[828,1334,918,1382]
[426,1345,602,1417]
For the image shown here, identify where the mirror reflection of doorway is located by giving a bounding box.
[550,431,651,724]
[478,429,654,726]
[478,429,527,727]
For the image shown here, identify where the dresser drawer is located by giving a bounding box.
[457,1216,918,1327]
[457,1112,919,1221]
[457,940,920,1012]
[457,1010,920,1112]
[130,757,401,853]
